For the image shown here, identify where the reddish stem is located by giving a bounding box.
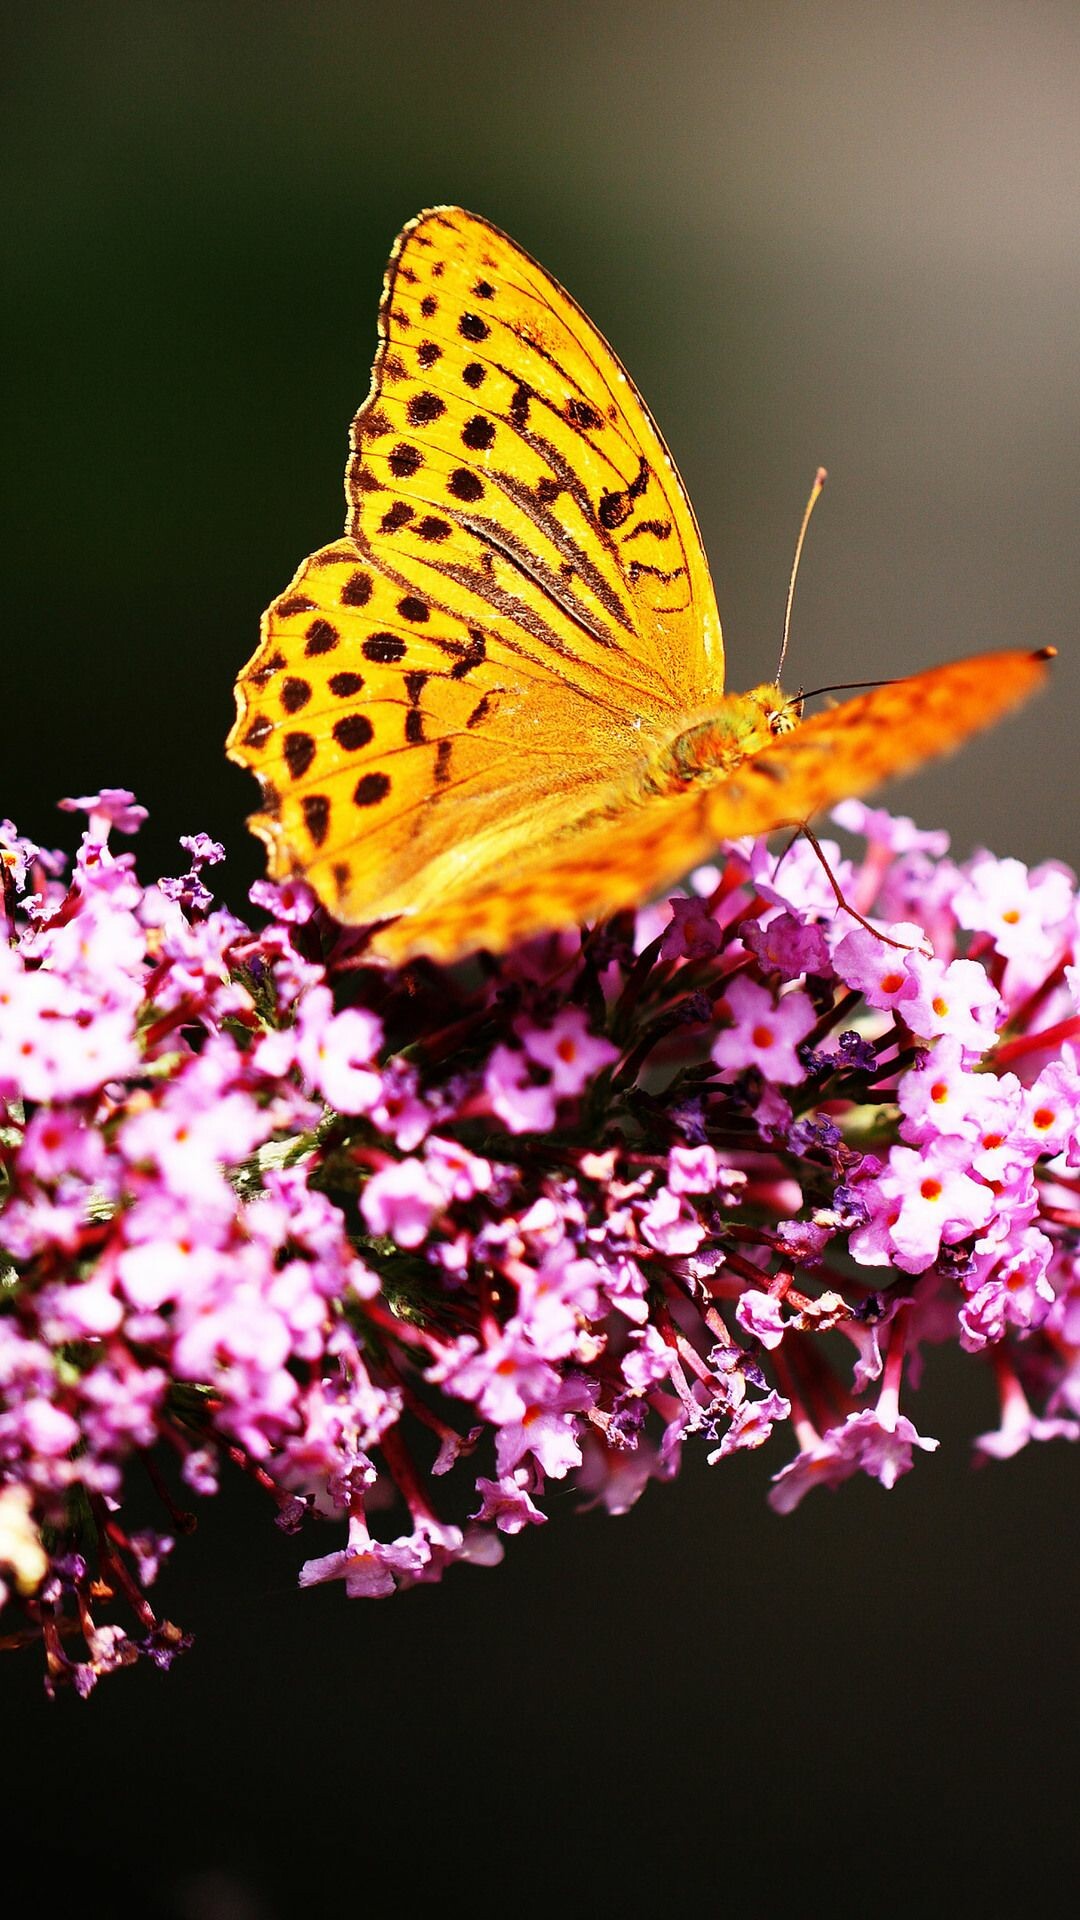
[994,1015,1080,1068]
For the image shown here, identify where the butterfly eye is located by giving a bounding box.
[768,705,799,737]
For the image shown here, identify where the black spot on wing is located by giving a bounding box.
[462,416,495,451]
[459,312,490,343]
[341,571,373,607]
[353,772,391,808]
[304,619,339,656]
[281,678,311,714]
[388,443,423,479]
[407,392,445,427]
[284,732,316,779]
[363,633,407,664]
[417,515,452,542]
[449,468,485,502]
[302,794,330,846]
[333,714,375,752]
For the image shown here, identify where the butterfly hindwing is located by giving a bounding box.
[230,539,646,921]
[362,648,1051,962]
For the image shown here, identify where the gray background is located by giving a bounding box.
[7,6,1079,1916]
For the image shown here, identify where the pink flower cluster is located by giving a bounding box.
[2,791,1079,1692]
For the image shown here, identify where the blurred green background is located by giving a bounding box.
[7,6,1080,1916]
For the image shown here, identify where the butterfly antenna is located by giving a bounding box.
[801,677,895,700]
[776,467,827,684]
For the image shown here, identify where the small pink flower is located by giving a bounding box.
[484,1044,557,1134]
[638,1185,705,1255]
[17,1397,81,1458]
[59,789,148,837]
[257,985,382,1114]
[901,953,1001,1053]
[709,1390,791,1461]
[1023,1049,1080,1162]
[360,1158,448,1248]
[299,1513,398,1598]
[621,1325,674,1392]
[735,1288,787,1350]
[495,1376,598,1479]
[430,1329,561,1429]
[518,1008,619,1094]
[667,1144,721,1193]
[850,1138,996,1274]
[18,1109,105,1185]
[769,1408,938,1512]
[832,923,922,1011]
[471,1471,547,1533]
[711,975,816,1084]
[832,800,950,858]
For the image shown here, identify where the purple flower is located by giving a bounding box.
[661,892,727,961]
[5,791,1080,1693]
[742,910,831,980]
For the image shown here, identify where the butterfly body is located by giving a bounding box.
[657,684,798,790]
[229,207,1052,963]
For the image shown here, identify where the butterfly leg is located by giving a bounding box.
[786,824,932,955]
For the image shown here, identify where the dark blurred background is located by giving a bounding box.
[6,4,1079,1915]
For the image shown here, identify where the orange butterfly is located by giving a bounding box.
[228,207,1052,963]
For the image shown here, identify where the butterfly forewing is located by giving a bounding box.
[230,206,724,924]
[349,208,723,705]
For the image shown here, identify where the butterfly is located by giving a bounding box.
[228,206,1053,964]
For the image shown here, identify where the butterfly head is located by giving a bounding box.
[738,682,805,749]
[763,687,804,737]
